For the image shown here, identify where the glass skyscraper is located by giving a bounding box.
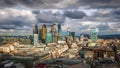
[33,24,38,46]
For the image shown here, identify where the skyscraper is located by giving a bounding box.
[67,27,70,36]
[33,24,38,46]
[38,28,42,42]
[41,24,47,43]
[58,24,62,40]
[58,23,62,36]
[90,28,98,43]
[71,32,75,39]
[51,24,57,43]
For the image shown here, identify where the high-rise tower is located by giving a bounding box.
[58,24,62,36]
[33,24,38,46]
[41,24,47,43]
[90,28,98,43]
[67,27,71,36]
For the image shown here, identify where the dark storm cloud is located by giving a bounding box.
[79,25,89,30]
[64,10,86,19]
[112,9,120,19]
[111,22,120,29]
[79,0,120,9]
[0,0,44,8]
[0,25,16,30]
[113,10,120,15]
[0,0,119,9]
[97,23,110,31]
[0,0,119,35]
[79,0,112,3]
[32,10,40,14]
[34,11,65,23]
[0,0,16,7]
[19,0,44,7]
[0,8,36,30]
[0,0,61,8]
[0,17,25,30]
[82,9,120,22]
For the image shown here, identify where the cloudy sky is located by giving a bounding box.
[0,0,120,35]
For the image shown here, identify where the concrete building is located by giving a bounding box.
[51,24,57,43]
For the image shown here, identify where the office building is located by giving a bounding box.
[90,28,98,43]
[41,25,47,43]
[58,24,62,41]
[67,27,71,36]
[33,24,38,46]
[71,32,75,39]
[38,28,42,41]
[46,33,52,44]
[58,24,62,36]
[51,24,57,43]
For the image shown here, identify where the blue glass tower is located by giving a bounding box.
[90,28,98,43]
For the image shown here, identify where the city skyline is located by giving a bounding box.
[0,0,120,35]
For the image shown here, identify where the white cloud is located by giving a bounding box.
[0,8,37,27]
[0,8,36,22]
